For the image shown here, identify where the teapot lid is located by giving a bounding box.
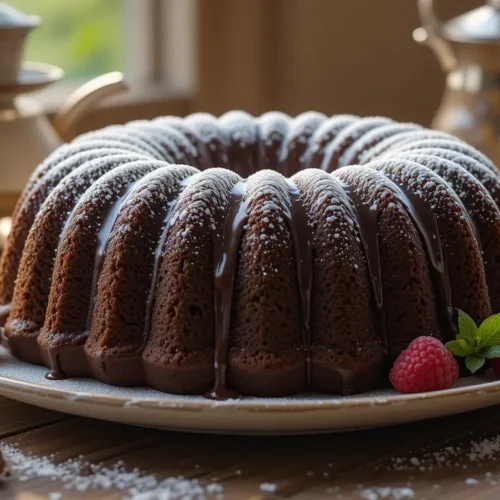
[442,1,500,43]
[0,3,39,29]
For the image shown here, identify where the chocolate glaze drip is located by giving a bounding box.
[46,350,66,380]
[45,180,139,381]
[388,180,455,337]
[285,181,314,387]
[206,182,247,400]
[44,332,89,381]
[394,153,482,251]
[207,181,314,399]
[87,181,140,329]
[342,187,383,308]
[143,176,194,339]
[342,185,386,346]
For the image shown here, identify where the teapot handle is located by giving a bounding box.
[418,0,442,33]
[414,0,458,72]
[53,72,128,142]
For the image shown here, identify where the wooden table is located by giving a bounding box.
[1,396,500,499]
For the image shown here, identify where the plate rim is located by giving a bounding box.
[0,367,498,414]
[1,353,499,433]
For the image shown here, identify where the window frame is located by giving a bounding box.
[37,0,196,120]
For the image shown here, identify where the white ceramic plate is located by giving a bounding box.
[0,347,498,434]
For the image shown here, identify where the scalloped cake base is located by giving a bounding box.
[0,347,498,435]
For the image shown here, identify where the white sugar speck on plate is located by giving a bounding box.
[359,486,415,499]
[260,482,277,493]
[206,483,223,494]
[465,478,479,486]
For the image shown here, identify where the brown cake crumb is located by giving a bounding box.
[79,463,93,476]
[0,448,11,478]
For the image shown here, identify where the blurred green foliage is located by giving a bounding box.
[7,0,123,79]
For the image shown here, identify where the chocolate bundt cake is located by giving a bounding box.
[0,112,498,398]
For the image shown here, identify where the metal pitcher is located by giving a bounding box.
[415,0,500,166]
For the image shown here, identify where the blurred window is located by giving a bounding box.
[6,0,195,104]
[7,0,123,80]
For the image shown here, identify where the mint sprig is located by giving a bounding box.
[446,310,500,374]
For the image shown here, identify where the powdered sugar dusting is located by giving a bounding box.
[128,121,198,164]
[257,111,291,142]
[186,113,224,145]
[362,129,497,174]
[345,122,421,166]
[386,136,497,173]
[304,115,357,167]
[169,168,241,245]
[390,152,499,226]
[1,444,222,499]
[75,134,165,161]
[326,116,393,170]
[366,157,481,249]
[288,111,327,142]
[22,148,151,218]
[361,130,457,165]
[280,111,327,167]
[331,432,500,498]
[186,113,230,169]
[293,169,368,275]
[219,110,257,147]
[333,165,408,216]
[381,433,500,473]
[260,482,277,492]
[358,486,415,499]
[242,170,296,275]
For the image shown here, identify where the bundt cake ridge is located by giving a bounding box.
[0,111,497,399]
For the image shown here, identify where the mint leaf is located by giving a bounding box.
[457,339,473,354]
[445,340,471,357]
[484,345,500,359]
[457,309,477,343]
[482,329,500,347]
[465,355,485,374]
[479,314,500,346]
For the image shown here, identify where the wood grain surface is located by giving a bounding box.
[0,395,499,499]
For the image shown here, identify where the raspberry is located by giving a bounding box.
[491,358,500,378]
[389,336,459,394]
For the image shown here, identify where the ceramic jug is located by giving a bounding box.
[0,3,126,204]
[415,0,500,166]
